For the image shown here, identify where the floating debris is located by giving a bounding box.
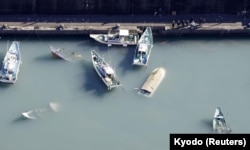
[21,102,61,120]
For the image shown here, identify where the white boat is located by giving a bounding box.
[213,107,231,134]
[22,102,60,120]
[0,41,21,84]
[90,29,139,47]
[22,110,41,120]
[139,67,165,97]
[91,50,122,90]
[133,27,153,66]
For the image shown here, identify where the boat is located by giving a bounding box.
[213,107,231,134]
[90,29,139,47]
[22,102,60,120]
[50,45,72,61]
[91,50,122,90]
[133,27,153,66]
[22,110,41,120]
[139,67,166,97]
[0,41,21,84]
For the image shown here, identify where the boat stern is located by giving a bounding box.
[0,75,16,84]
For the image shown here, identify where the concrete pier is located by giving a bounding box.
[0,15,249,37]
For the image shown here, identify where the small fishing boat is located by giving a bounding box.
[90,29,139,47]
[213,107,231,134]
[0,41,21,84]
[139,67,165,97]
[22,102,60,120]
[133,27,153,66]
[91,50,122,90]
[50,45,72,61]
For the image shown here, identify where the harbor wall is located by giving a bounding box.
[1,21,250,37]
[0,0,248,15]
[0,13,249,37]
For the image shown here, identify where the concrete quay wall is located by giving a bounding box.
[1,21,250,37]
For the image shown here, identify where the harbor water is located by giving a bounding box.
[0,35,250,150]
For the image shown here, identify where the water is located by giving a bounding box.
[0,35,250,150]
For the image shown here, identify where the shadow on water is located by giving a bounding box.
[0,83,12,89]
[12,116,31,124]
[35,54,65,62]
[81,61,108,97]
[78,38,96,47]
[118,46,146,75]
[201,119,214,133]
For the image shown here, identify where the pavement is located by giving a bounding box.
[0,14,249,36]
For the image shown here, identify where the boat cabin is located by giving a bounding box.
[103,66,114,78]
[109,29,129,40]
[102,66,114,84]
[137,43,147,57]
[119,29,129,36]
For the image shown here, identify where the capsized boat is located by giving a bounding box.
[90,29,139,47]
[50,45,82,61]
[213,107,231,134]
[22,102,60,120]
[139,67,166,97]
[91,50,122,90]
[133,27,153,66]
[0,41,21,84]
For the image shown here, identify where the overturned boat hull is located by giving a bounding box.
[139,67,166,97]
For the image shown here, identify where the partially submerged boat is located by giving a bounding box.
[213,107,231,134]
[139,67,166,97]
[133,27,153,66]
[22,102,60,120]
[91,50,122,90]
[90,29,139,47]
[50,45,82,61]
[0,41,21,84]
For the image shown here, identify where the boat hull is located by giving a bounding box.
[51,51,61,59]
[133,27,153,66]
[90,30,139,47]
[50,45,71,61]
[91,50,122,90]
[0,41,21,84]
[22,111,37,119]
[213,107,231,134]
[139,67,165,97]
